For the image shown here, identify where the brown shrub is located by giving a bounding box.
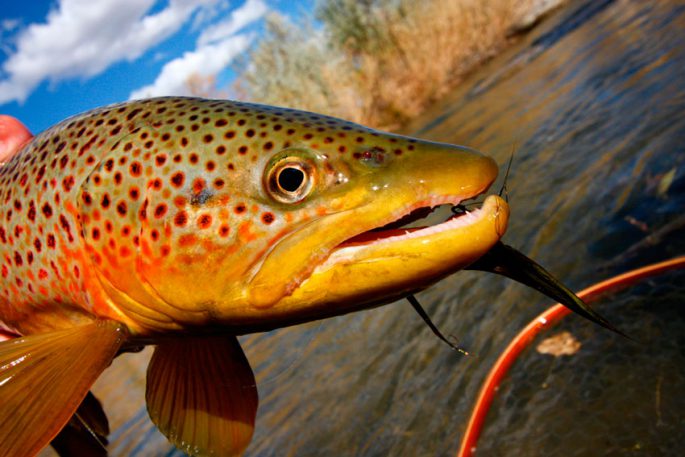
[229,0,551,130]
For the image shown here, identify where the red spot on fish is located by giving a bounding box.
[41,203,53,218]
[62,176,75,192]
[154,204,167,218]
[139,199,148,220]
[170,172,184,188]
[59,215,74,242]
[261,212,275,225]
[197,214,212,229]
[130,161,142,177]
[192,178,205,194]
[174,211,188,227]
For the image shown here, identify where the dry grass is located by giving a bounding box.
[228,0,548,130]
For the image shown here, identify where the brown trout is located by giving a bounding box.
[0,97,609,456]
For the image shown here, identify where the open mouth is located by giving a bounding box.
[339,197,487,248]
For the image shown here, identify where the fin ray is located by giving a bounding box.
[146,335,258,457]
[0,321,127,456]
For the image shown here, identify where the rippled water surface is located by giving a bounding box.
[67,1,685,455]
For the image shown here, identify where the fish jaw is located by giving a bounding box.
[261,195,509,326]
[240,141,508,322]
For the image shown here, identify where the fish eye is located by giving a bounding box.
[265,158,314,204]
[278,167,305,192]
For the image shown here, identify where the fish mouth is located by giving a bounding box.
[328,194,506,264]
[337,196,488,249]
[260,194,509,321]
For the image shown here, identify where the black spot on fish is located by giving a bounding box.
[190,189,213,206]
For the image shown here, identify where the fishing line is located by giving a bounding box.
[407,294,469,356]
[247,320,325,387]
[73,411,109,453]
[498,146,516,202]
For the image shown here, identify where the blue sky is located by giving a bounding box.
[0,0,313,133]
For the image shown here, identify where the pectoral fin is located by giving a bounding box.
[0,320,128,456]
[146,335,258,457]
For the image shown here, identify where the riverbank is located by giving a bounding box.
[232,0,565,130]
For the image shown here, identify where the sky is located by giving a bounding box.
[0,0,313,133]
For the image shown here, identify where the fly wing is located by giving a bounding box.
[467,242,627,336]
[146,335,258,457]
[0,320,127,456]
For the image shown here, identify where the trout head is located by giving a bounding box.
[80,98,507,334]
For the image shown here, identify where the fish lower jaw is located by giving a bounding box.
[273,195,509,321]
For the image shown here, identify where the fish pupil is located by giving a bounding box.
[278,167,305,192]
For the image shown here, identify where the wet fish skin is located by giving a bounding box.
[0,97,506,456]
[0,97,504,337]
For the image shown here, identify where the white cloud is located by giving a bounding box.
[129,0,267,99]
[190,0,232,31]
[129,34,253,99]
[0,0,218,105]
[197,0,267,46]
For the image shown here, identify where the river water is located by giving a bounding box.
[67,0,685,455]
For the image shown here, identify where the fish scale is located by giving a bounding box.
[0,96,422,336]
